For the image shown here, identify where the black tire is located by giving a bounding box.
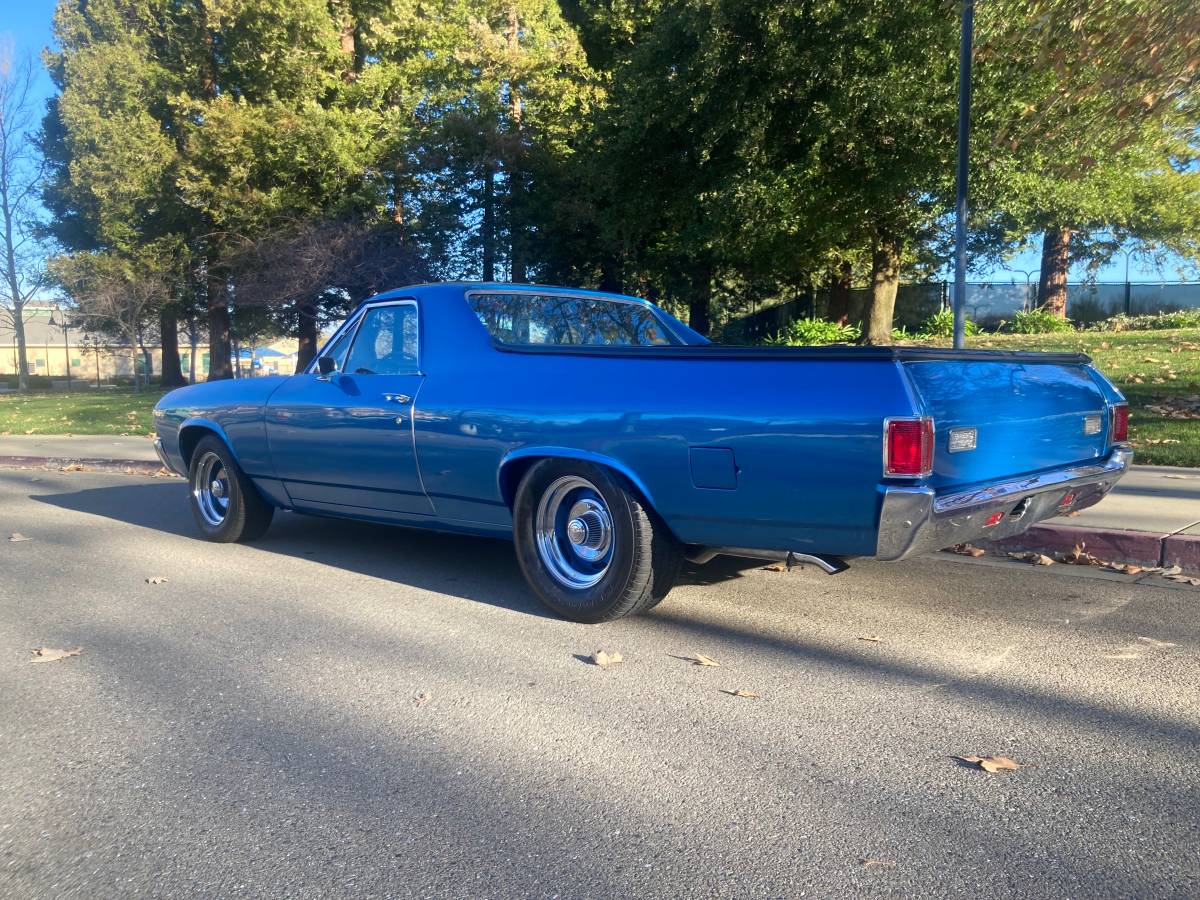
[513,459,682,623]
[187,434,274,543]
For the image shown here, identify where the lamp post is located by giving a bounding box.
[48,310,72,392]
[951,0,975,350]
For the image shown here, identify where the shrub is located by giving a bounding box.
[2,375,54,390]
[1090,310,1200,331]
[764,317,861,346]
[917,309,980,338]
[1011,307,1075,334]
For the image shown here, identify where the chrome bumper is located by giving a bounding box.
[876,446,1132,561]
[153,437,184,476]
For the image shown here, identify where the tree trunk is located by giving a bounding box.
[1037,226,1072,317]
[206,277,234,380]
[9,306,29,391]
[687,261,713,338]
[296,298,319,371]
[188,326,198,383]
[599,256,623,293]
[827,260,854,325]
[159,306,186,388]
[863,237,901,345]
[481,163,496,281]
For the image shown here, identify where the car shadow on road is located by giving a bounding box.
[32,478,768,618]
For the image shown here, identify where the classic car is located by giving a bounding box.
[154,283,1131,622]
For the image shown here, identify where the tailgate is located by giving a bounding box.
[903,359,1113,490]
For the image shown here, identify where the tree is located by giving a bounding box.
[0,46,48,391]
[973,0,1200,315]
[50,250,168,391]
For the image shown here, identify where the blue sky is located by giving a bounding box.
[2,2,1190,286]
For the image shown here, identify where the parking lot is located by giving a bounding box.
[2,468,1198,898]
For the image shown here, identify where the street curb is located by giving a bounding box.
[0,455,176,478]
[985,523,1189,570]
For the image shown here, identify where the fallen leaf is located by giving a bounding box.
[145,576,168,585]
[8,532,32,542]
[30,646,83,663]
[763,562,788,572]
[1163,474,1195,480]
[952,543,986,557]
[861,858,896,869]
[412,691,432,707]
[1137,636,1176,648]
[62,463,84,472]
[957,755,1022,773]
[691,653,721,667]
[858,634,882,642]
[590,650,624,668]
[1165,573,1200,586]
[721,688,760,698]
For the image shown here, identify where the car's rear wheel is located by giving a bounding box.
[513,459,681,622]
[187,434,274,543]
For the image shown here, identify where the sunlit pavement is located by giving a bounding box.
[2,468,1198,898]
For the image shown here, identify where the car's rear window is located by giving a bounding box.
[468,292,675,346]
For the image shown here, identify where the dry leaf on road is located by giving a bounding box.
[957,755,1022,773]
[951,543,986,557]
[590,650,624,668]
[721,688,760,699]
[691,653,721,667]
[412,691,432,707]
[1137,636,1176,649]
[1165,573,1200,586]
[30,646,83,663]
[1008,551,1054,566]
[763,562,788,572]
[858,634,882,643]
[145,576,168,585]
[861,858,896,868]
[8,532,32,542]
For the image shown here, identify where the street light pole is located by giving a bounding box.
[951,0,975,350]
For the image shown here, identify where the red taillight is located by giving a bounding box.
[1110,403,1129,443]
[885,417,934,477]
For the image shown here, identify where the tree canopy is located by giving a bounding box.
[29,0,1200,369]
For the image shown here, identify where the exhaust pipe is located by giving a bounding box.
[684,546,849,575]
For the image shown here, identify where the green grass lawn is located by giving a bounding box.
[954,328,1200,468]
[0,388,166,438]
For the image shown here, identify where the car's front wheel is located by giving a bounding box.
[187,434,274,543]
[513,460,682,622]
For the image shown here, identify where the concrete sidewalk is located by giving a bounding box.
[0,434,1196,570]
[0,434,165,476]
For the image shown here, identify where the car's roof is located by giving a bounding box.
[361,282,654,309]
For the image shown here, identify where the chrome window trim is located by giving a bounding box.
[306,298,421,376]
[882,415,935,479]
[463,287,687,347]
[341,299,422,377]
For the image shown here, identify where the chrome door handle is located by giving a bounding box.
[383,393,411,404]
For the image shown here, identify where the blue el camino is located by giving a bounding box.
[154,283,1131,622]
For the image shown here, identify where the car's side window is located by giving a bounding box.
[342,304,419,375]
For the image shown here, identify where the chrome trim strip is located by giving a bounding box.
[153,437,183,476]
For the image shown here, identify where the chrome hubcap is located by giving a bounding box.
[535,476,614,589]
[193,451,231,527]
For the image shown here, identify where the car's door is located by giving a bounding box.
[264,300,434,516]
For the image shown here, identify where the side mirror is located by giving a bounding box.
[317,356,336,376]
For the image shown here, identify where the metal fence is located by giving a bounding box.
[722,281,1200,343]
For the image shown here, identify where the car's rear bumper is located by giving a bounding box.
[876,446,1133,561]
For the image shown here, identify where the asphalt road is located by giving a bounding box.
[1,468,1198,899]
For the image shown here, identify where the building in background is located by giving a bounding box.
[0,303,299,384]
